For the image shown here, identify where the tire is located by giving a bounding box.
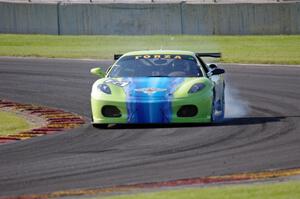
[219,90,225,121]
[221,85,226,119]
[211,96,217,123]
[92,123,108,129]
[211,93,217,123]
[91,114,108,128]
[211,89,225,123]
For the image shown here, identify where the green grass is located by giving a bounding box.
[1,34,300,64]
[93,181,300,199]
[0,111,32,136]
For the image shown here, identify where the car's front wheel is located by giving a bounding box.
[211,91,225,123]
[92,123,108,128]
[91,114,108,128]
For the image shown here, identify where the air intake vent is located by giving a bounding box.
[177,105,198,117]
[102,105,121,117]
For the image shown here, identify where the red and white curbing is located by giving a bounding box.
[1,167,300,199]
[0,99,85,144]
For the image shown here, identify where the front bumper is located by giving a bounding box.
[91,92,212,124]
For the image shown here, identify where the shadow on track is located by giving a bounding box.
[92,116,298,130]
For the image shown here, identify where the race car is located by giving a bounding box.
[90,50,225,127]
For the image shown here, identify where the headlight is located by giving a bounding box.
[97,84,111,94]
[188,83,206,94]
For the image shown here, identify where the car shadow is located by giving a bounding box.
[93,116,298,130]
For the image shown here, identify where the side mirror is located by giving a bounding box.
[211,68,225,76]
[90,67,106,78]
[208,63,218,69]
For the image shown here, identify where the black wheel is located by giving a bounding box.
[220,87,225,120]
[211,93,217,123]
[92,123,108,129]
[91,114,108,128]
[217,90,225,121]
[211,89,225,123]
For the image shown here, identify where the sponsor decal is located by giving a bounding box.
[134,87,167,95]
[135,54,183,60]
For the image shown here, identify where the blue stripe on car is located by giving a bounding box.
[123,77,184,123]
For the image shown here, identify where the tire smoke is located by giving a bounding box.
[225,85,249,118]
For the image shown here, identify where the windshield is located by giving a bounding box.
[108,54,203,77]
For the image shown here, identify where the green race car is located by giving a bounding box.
[90,50,225,127]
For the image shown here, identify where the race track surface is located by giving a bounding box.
[0,57,299,196]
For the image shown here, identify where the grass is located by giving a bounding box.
[92,181,300,199]
[0,111,32,136]
[0,34,300,64]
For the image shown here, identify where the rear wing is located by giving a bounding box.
[114,54,123,60]
[196,53,221,58]
[114,53,221,60]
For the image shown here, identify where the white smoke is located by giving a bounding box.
[225,85,249,118]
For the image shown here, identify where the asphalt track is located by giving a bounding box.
[0,57,300,196]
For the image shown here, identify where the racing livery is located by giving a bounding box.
[90,50,225,127]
